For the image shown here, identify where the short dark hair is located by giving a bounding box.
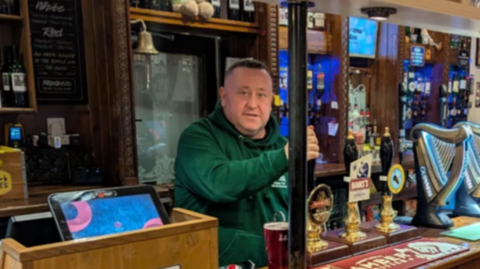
[224,59,270,83]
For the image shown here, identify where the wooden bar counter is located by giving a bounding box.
[260,217,480,269]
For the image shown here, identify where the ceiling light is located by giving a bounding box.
[361,7,397,21]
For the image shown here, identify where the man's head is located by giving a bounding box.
[219,59,273,140]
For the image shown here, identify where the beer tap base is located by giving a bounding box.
[359,220,421,246]
[412,203,453,229]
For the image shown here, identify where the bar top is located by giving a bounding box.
[259,216,480,269]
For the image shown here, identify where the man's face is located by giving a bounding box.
[220,67,273,139]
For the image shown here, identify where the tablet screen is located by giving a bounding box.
[61,193,163,239]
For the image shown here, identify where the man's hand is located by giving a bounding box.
[284,126,320,161]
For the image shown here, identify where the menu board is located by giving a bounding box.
[410,45,425,67]
[28,0,88,104]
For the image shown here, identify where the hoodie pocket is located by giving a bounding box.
[219,231,266,267]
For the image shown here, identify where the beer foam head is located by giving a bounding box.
[264,221,289,231]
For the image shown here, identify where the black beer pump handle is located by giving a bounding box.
[307,160,316,194]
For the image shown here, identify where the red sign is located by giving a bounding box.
[349,178,370,191]
[315,238,469,269]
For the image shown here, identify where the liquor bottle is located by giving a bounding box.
[352,98,360,131]
[407,66,415,94]
[228,0,240,21]
[452,72,460,95]
[374,119,382,147]
[307,64,313,91]
[0,0,14,14]
[10,45,27,108]
[370,119,378,149]
[313,13,325,31]
[142,0,159,10]
[380,127,394,193]
[307,12,314,29]
[2,46,12,107]
[209,0,221,18]
[242,0,254,22]
[459,72,467,91]
[344,129,359,177]
[424,76,431,97]
[130,0,140,7]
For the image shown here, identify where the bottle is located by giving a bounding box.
[2,46,12,107]
[307,65,313,91]
[0,0,13,14]
[10,45,27,108]
[370,119,378,149]
[453,72,460,95]
[407,66,415,94]
[313,13,325,31]
[228,0,240,21]
[242,0,254,22]
[374,119,382,147]
[424,76,431,97]
[459,72,467,91]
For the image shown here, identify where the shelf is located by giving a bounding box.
[0,107,35,114]
[0,14,22,22]
[130,8,259,34]
[267,0,480,38]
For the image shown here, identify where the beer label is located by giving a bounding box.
[211,0,220,7]
[448,81,452,93]
[243,0,254,11]
[313,13,325,28]
[408,81,415,92]
[2,73,10,91]
[460,79,466,90]
[11,73,26,93]
[453,81,459,93]
[229,0,239,10]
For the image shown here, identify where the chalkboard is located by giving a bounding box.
[28,0,88,104]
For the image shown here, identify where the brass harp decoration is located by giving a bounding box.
[411,123,472,229]
[306,184,334,253]
[452,122,480,217]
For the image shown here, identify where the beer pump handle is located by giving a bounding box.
[307,160,316,194]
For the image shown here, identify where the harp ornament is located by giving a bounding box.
[411,123,471,228]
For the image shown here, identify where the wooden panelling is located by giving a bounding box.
[372,23,400,149]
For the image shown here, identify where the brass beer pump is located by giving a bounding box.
[339,130,366,242]
[375,127,400,232]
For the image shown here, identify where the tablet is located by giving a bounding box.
[48,185,170,241]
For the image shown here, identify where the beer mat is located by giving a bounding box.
[315,238,469,269]
[440,223,480,241]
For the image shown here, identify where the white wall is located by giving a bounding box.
[468,39,480,124]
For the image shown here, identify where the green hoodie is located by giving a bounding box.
[174,103,289,267]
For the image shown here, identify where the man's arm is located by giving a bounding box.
[175,127,288,203]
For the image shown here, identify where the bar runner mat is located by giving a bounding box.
[440,223,480,241]
[315,238,469,269]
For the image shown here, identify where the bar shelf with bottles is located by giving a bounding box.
[401,27,445,154]
[129,0,259,34]
[0,0,35,113]
[443,35,472,128]
[278,11,335,163]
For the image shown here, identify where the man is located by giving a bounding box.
[174,59,319,267]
